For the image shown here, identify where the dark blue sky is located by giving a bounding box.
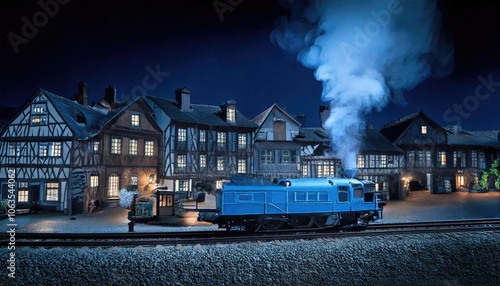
[1,0,499,131]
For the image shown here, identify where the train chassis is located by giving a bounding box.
[211,211,380,232]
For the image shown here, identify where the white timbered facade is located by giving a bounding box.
[144,88,258,193]
[0,89,105,213]
[252,104,303,180]
[0,85,162,214]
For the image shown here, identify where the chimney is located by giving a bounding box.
[296,114,307,126]
[175,87,191,111]
[104,86,116,106]
[319,105,330,127]
[76,81,88,106]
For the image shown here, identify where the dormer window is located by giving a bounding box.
[31,103,47,126]
[421,125,427,134]
[131,114,140,127]
[227,107,235,123]
[76,112,86,124]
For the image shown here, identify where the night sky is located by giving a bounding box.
[1,0,499,131]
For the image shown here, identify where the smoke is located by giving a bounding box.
[271,0,454,168]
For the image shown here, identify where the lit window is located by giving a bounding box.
[471,150,478,168]
[129,139,138,155]
[260,150,274,164]
[178,180,188,192]
[18,182,29,203]
[39,143,48,157]
[281,150,290,163]
[39,142,61,157]
[145,140,154,156]
[357,155,365,168]
[238,159,246,173]
[111,137,121,154]
[438,151,447,167]
[46,182,59,201]
[90,175,99,187]
[177,155,186,169]
[200,155,206,168]
[178,128,187,142]
[50,142,61,157]
[199,130,206,143]
[238,134,246,150]
[217,132,226,150]
[31,103,47,126]
[379,155,387,168]
[108,174,119,198]
[217,156,225,171]
[421,126,427,134]
[131,114,140,127]
[90,142,99,153]
[227,107,235,123]
[7,142,16,156]
[302,165,308,177]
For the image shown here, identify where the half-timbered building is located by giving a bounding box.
[144,87,258,193]
[0,87,106,213]
[252,104,303,180]
[381,111,500,192]
[92,87,162,207]
[0,83,162,214]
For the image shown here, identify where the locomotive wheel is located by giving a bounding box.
[313,215,329,228]
[260,219,284,230]
[290,216,314,229]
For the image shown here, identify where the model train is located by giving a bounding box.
[197,176,386,231]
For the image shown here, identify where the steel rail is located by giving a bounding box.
[2,218,499,247]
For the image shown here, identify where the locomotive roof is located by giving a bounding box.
[224,177,368,190]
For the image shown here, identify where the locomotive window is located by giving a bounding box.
[353,187,363,198]
[338,186,349,202]
[296,192,306,201]
[307,192,318,201]
[319,192,329,201]
[338,192,348,202]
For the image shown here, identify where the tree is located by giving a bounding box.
[480,159,500,190]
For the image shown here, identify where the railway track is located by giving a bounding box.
[2,218,499,247]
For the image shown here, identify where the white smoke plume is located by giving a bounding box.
[271,0,454,168]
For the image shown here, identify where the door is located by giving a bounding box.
[158,193,174,216]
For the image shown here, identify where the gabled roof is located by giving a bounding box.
[444,126,500,147]
[360,128,403,153]
[41,89,110,140]
[295,127,401,153]
[145,95,258,129]
[380,111,443,142]
[252,103,301,127]
[294,127,330,143]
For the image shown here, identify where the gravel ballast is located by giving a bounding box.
[3,231,499,285]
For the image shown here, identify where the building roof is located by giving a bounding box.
[252,103,301,127]
[41,89,112,140]
[294,127,330,143]
[445,125,500,147]
[360,128,403,153]
[296,127,401,154]
[380,111,443,142]
[146,95,258,129]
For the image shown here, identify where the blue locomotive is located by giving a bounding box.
[198,176,386,231]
